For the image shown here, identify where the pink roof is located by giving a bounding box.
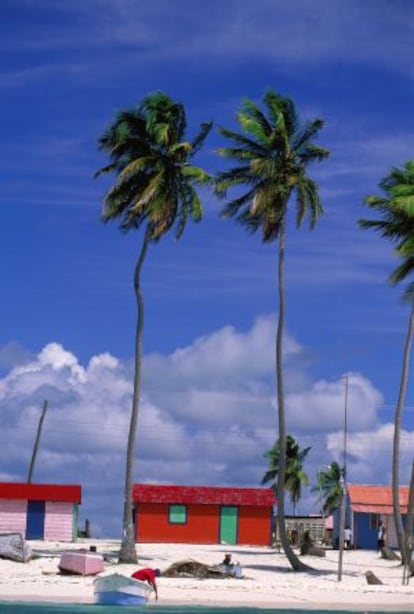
[133,484,275,506]
[347,484,408,514]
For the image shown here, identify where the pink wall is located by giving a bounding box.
[44,502,74,541]
[0,499,27,534]
[0,500,75,541]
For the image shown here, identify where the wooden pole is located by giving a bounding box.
[27,399,49,483]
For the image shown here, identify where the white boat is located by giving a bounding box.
[58,550,104,575]
[93,572,152,606]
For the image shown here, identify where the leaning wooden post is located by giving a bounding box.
[27,399,49,483]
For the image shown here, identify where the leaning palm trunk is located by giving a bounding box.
[276,224,310,572]
[392,306,414,565]
[119,231,150,564]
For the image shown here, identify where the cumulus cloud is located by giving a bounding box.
[286,373,383,433]
[0,316,410,536]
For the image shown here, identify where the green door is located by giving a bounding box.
[219,506,238,544]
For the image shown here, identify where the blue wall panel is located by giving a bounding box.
[26,500,45,539]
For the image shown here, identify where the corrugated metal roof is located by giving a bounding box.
[0,482,81,503]
[133,484,275,506]
[347,484,408,513]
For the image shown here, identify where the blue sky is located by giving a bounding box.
[0,0,413,538]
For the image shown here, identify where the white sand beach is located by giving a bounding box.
[0,539,413,610]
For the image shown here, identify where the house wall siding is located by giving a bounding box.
[136,502,272,546]
[136,503,220,543]
[0,499,27,535]
[44,502,74,541]
[353,512,376,549]
[0,498,76,542]
[238,505,271,546]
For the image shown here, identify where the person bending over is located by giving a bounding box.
[131,567,161,600]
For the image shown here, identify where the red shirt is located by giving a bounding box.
[131,568,157,584]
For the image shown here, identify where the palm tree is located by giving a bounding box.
[262,435,311,515]
[96,92,212,563]
[312,461,341,516]
[359,160,414,564]
[216,89,329,570]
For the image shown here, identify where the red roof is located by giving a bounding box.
[347,484,408,514]
[133,484,275,506]
[0,482,81,504]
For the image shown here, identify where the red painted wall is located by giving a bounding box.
[238,505,271,545]
[136,503,220,544]
[135,502,272,546]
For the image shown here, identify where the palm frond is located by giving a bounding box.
[360,159,414,297]
[96,91,211,239]
[216,126,267,156]
[191,121,213,154]
[216,88,328,244]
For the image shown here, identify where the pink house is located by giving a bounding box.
[0,482,81,542]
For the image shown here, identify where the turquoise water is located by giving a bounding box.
[0,606,412,614]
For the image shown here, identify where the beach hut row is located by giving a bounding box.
[0,481,409,548]
[0,482,275,545]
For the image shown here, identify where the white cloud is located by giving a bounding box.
[0,319,411,536]
[287,373,383,433]
[327,423,414,485]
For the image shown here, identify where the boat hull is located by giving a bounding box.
[95,589,148,606]
[94,573,152,606]
[58,550,104,575]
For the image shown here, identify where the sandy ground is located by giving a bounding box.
[0,539,413,610]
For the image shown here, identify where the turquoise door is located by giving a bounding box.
[219,506,238,544]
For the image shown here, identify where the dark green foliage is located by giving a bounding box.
[97,91,212,239]
[216,89,329,242]
[359,159,414,301]
[262,435,311,513]
[312,461,341,515]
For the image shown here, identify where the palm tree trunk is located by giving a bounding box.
[276,222,311,572]
[119,230,150,564]
[392,305,414,565]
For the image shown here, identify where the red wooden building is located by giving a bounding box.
[0,482,81,542]
[133,484,275,546]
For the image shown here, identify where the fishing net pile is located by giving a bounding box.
[162,559,238,579]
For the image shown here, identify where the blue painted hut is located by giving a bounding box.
[334,483,408,550]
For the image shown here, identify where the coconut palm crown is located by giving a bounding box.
[312,461,342,516]
[262,435,311,514]
[97,91,212,240]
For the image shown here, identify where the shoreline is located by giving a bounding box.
[0,539,412,611]
[0,595,414,614]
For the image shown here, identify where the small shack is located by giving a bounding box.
[333,483,408,549]
[133,484,275,546]
[282,514,330,546]
[0,482,81,542]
